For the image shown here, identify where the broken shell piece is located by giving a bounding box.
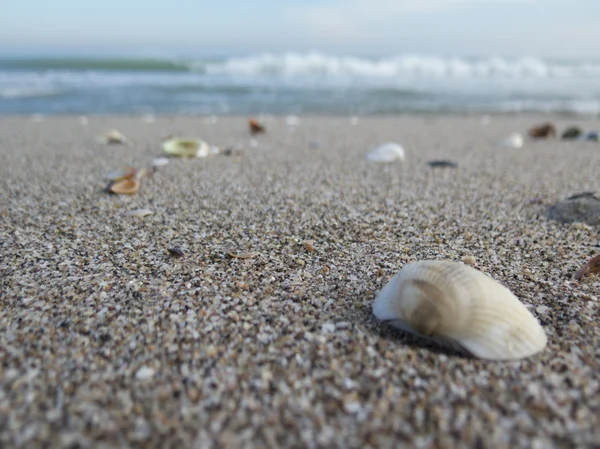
[498,133,524,149]
[107,179,139,195]
[228,251,260,259]
[528,123,556,139]
[561,126,582,140]
[105,167,136,182]
[582,131,599,141]
[427,160,458,168]
[163,138,210,158]
[574,254,600,281]
[372,260,547,360]
[248,118,266,135]
[209,146,220,155]
[167,247,185,258]
[303,240,315,252]
[135,166,155,181]
[221,147,244,157]
[152,157,170,167]
[98,129,129,145]
[124,208,153,218]
[367,143,405,162]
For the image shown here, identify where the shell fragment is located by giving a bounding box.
[124,209,153,218]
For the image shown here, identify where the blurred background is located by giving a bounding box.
[1,0,599,116]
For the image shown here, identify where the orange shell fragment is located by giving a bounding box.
[248,118,266,135]
[108,178,139,195]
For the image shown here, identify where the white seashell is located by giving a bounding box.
[350,116,359,126]
[209,145,220,155]
[286,115,300,127]
[78,116,88,126]
[98,129,129,145]
[141,114,155,123]
[163,138,210,158]
[124,209,153,218]
[152,157,170,167]
[498,133,524,149]
[372,260,547,360]
[367,143,405,162]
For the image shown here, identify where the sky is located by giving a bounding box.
[1,0,599,58]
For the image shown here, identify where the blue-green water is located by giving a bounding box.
[1,52,600,115]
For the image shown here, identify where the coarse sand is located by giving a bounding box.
[0,115,599,448]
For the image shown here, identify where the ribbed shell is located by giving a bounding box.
[372,260,547,360]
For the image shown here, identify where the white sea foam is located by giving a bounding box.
[202,52,600,79]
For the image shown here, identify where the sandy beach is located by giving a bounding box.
[0,114,599,448]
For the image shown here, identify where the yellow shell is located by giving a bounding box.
[163,138,209,157]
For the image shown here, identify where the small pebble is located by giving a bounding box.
[135,366,155,381]
[462,255,476,265]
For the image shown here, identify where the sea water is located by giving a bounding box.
[1,52,599,116]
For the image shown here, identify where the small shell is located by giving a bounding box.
[582,131,599,141]
[167,247,185,258]
[248,118,266,135]
[372,260,547,360]
[152,157,170,167]
[528,123,556,139]
[574,254,600,281]
[163,138,210,157]
[498,133,524,149]
[367,143,405,162]
[98,129,129,145]
[561,126,582,140]
[107,179,139,195]
[124,208,153,218]
[427,159,458,168]
[228,251,260,259]
[303,240,315,252]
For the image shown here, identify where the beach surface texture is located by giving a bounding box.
[1,115,599,448]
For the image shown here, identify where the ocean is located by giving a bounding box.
[1,52,600,116]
